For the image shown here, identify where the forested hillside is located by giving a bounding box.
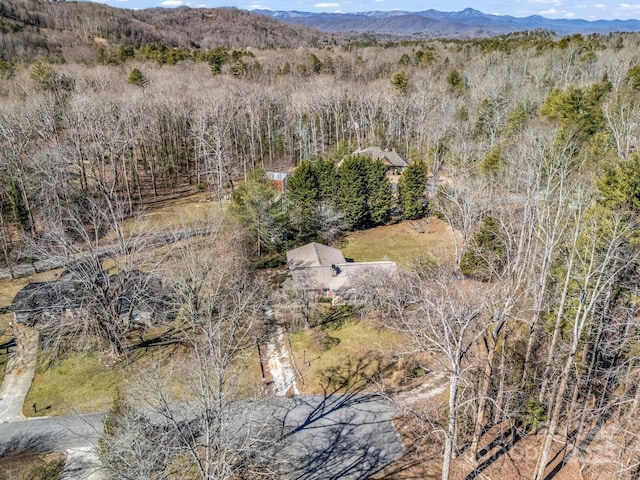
[2,14,640,478]
[0,0,333,61]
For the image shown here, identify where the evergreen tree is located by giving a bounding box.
[127,68,147,88]
[540,81,611,142]
[480,146,503,178]
[337,155,392,229]
[391,70,409,92]
[446,68,466,95]
[314,157,339,203]
[7,178,31,233]
[30,61,75,97]
[598,153,640,218]
[230,168,288,257]
[398,160,428,220]
[338,156,370,230]
[459,216,505,281]
[287,161,320,241]
[208,47,229,75]
[367,159,392,226]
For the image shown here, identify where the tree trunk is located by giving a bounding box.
[471,334,497,461]
[443,370,459,480]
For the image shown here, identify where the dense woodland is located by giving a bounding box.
[3,0,640,477]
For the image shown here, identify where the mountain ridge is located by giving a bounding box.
[0,0,334,61]
[254,8,640,37]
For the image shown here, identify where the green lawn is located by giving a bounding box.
[289,319,409,394]
[25,352,126,417]
[120,191,225,237]
[340,217,456,268]
[24,339,264,418]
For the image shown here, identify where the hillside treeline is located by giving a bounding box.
[0,0,333,62]
[3,27,640,478]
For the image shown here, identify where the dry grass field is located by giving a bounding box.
[340,217,456,268]
[288,318,411,394]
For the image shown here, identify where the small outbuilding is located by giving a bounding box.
[265,171,289,192]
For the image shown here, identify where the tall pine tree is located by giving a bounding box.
[459,216,505,281]
[287,161,320,241]
[230,167,288,256]
[398,160,428,220]
[367,159,392,226]
[338,156,371,230]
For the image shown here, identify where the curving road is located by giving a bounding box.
[0,395,404,480]
[0,322,405,479]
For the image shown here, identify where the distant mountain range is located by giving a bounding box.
[254,7,640,38]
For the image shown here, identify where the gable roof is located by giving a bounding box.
[283,260,399,300]
[10,281,84,313]
[353,147,409,168]
[286,242,346,269]
[10,271,172,319]
[327,261,398,295]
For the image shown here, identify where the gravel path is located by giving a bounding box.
[265,325,299,396]
[392,372,449,408]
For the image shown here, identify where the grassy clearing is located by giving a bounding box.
[289,319,410,394]
[25,351,127,417]
[25,330,190,417]
[120,191,224,237]
[340,217,456,268]
[25,334,264,417]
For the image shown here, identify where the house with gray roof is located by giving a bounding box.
[9,271,173,327]
[286,242,346,269]
[284,243,398,304]
[352,147,410,174]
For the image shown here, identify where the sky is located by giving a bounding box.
[99,0,640,21]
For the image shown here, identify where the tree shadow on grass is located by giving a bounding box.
[127,327,186,351]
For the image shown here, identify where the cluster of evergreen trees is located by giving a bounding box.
[231,154,428,256]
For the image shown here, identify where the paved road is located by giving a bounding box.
[272,394,405,479]
[0,307,404,479]
[0,227,214,281]
[0,414,104,456]
[0,395,404,480]
[60,447,105,480]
